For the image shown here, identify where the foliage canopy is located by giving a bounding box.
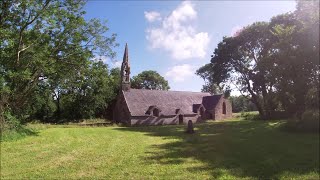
[0,0,119,123]
[131,70,170,90]
[196,1,319,119]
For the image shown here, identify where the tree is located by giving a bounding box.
[229,96,257,113]
[268,1,319,115]
[58,61,118,120]
[196,1,319,119]
[131,70,170,90]
[197,22,275,119]
[0,0,118,122]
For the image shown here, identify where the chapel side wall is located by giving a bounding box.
[214,97,232,120]
[214,101,222,120]
[113,91,131,124]
[226,100,232,118]
[131,114,199,126]
[131,116,177,126]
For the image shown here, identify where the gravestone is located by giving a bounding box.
[186,120,195,134]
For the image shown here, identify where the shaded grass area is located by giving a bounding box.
[1,119,319,179]
[117,120,319,179]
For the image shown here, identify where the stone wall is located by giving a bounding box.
[113,91,131,124]
[131,114,201,126]
[213,97,232,120]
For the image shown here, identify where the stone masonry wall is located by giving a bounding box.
[130,114,201,126]
[113,92,131,124]
[213,98,232,120]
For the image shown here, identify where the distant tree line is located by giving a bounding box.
[229,96,257,113]
[196,1,319,120]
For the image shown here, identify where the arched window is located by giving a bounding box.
[222,102,226,114]
[153,108,160,117]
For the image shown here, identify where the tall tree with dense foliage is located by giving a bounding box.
[196,0,319,119]
[0,0,118,123]
[269,0,319,115]
[197,22,276,118]
[58,62,119,120]
[131,70,170,90]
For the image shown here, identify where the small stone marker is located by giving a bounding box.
[186,120,195,134]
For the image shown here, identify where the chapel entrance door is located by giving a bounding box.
[179,115,184,124]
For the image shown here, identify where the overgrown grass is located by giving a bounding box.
[1,118,319,179]
[1,126,37,142]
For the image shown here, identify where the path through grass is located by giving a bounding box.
[1,119,319,179]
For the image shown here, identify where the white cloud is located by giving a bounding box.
[165,64,194,82]
[113,61,122,68]
[144,11,162,22]
[230,25,243,37]
[92,55,109,64]
[146,1,210,60]
[91,55,122,68]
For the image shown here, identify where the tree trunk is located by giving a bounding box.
[56,96,60,120]
[250,94,266,120]
[245,79,267,120]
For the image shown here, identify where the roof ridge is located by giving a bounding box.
[129,88,211,94]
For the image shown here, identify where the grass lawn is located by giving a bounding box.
[1,119,319,179]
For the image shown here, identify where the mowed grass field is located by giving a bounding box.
[1,119,319,179]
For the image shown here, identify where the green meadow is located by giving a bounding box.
[1,119,319,179]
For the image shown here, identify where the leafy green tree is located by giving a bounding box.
[268,1,319,116]
[131,70,170,90]
[109,67,121,93]
[196,1,319,119]
[0,0,117,122]
[229,96,257,113]
[197,22,275,119]
[28,81,56,122]
[57,61,119,120]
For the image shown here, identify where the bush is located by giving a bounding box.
[1,109,36,141]
[284,109,319,133]
[300,109,319,132]
[241,111,289,121]
[2,109,22,130]
[240,111,261,121]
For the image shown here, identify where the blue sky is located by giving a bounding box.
[84,1,296,93]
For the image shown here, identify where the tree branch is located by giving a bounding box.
[16,0,51,65]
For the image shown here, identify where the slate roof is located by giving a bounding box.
[122,89,222,116]
[202,95,223,110]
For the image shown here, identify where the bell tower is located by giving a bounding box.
[120,43,131,91]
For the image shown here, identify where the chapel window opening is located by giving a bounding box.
[153,108,160,117]
[222,102,226,114]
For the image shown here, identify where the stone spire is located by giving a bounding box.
[120,43,131,91]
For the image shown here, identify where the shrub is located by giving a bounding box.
[2,109,22,130]
[284,109,319,133]
[240,111,261,121]
[1,109,36,141]
[300,109,319,132]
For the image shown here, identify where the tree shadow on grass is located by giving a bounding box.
[114,120,319,179]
